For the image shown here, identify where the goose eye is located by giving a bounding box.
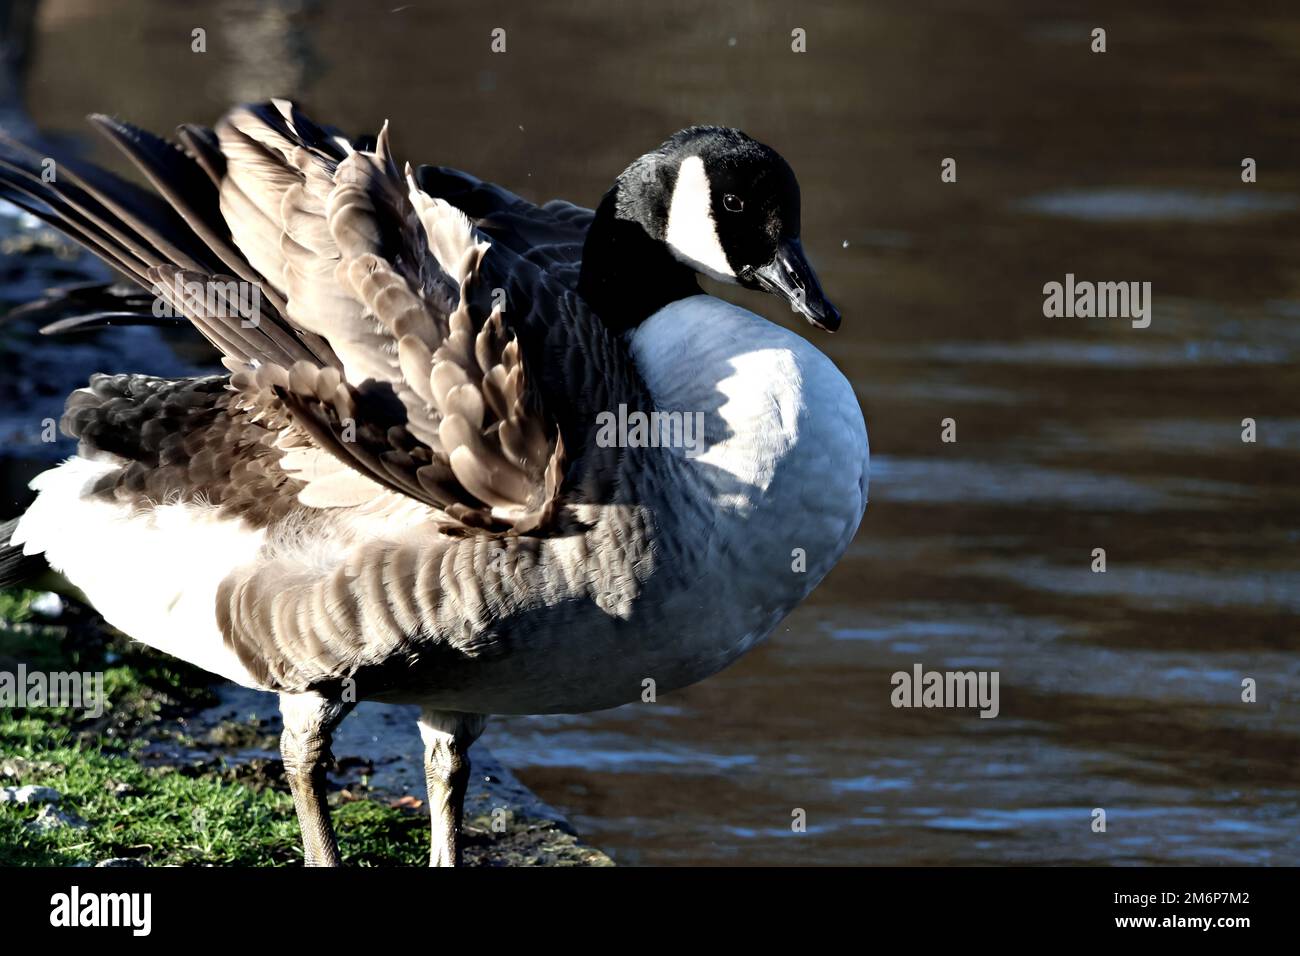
[722,193,744,213]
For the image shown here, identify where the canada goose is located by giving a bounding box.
[0,101,868,866]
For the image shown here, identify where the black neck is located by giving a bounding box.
[578,187,701,334]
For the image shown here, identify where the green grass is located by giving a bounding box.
[0,587,430,866]
[0,589,34,626]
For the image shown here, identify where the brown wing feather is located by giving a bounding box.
[207,104,566,532]
[3,101,570,534]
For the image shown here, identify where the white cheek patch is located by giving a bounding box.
[665,155,737,283]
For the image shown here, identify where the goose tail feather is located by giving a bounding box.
[0,516,47,588]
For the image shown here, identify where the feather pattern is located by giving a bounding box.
[202,103,569,532]
[2,101,578,534]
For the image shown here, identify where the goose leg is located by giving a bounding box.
[417,709,487,867]
[279,691,353,867]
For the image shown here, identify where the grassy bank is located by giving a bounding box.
[0,587,611,867]
[0,587,430,866]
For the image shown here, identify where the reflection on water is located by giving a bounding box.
[1015,188,1300,223]
[1,0,1297,865]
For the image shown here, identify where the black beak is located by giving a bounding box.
[751,237,841,332]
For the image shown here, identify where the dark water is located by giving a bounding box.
[1,0,1297,864]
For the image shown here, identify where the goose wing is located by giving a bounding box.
[2,102,583,534]
[413,164,592,277]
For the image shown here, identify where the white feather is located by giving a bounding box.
[13,457,270,689]
[631,293,869,598]
[664,156,736,282]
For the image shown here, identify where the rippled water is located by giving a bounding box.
[1,0,1297,865]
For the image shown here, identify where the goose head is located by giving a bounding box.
[579,126,841,333]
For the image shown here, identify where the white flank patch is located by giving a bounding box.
[13,457,270,689]
[664,155,736,282]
